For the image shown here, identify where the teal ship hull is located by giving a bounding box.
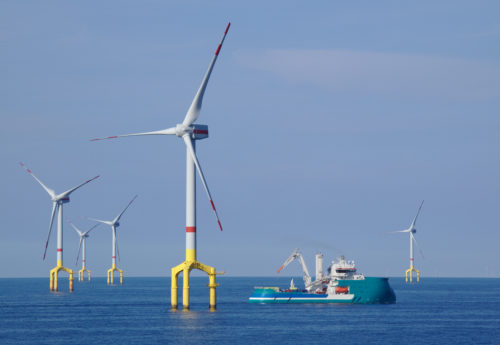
[249,277,396,304]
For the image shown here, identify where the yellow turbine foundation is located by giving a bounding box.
[78,267,91,282]
[50,260,74,292]
[107,264,123,285]
[405,265,420,283]
[171,249,220,310]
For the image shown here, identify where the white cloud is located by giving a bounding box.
[237,49,500,101]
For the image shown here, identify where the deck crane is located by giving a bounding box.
[277,248,313,289]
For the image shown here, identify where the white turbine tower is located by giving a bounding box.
[91,22,231,310]
[393,200,424,283]
[89,195,137,285]
[19,162,99,291]
[70,221,100,282]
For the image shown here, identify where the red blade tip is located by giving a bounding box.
[90,136,117,141]
[19,162,32,173]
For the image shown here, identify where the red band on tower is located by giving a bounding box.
[57,249,62,252]
[186,226,196,233]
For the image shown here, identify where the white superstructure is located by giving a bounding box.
[278,249,365,293]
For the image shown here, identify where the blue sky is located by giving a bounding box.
[2,1,499,278]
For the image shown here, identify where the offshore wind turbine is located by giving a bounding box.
[392,200,424,283]
[89,195,137,285]
[19,162,99,291]
[70,221,100,282]
[91,22,230,309]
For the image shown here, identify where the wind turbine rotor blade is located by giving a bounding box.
[58,175,99,199]
[114,195,138,223]
[183,135,223,231]
[19,162,56,198]
[411,233,425,259]
[182,22,231,127]
[410,200,424,229]
[43,202,58,260]
[87,217,113,226]
[388,229,411,234]
[84,223,101,236]
[69,221,84,236]
[90,128,176,142]
[75,238,83,266]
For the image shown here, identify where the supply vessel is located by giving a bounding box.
[248,249,396,304]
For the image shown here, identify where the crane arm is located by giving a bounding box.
[298,255,312,287]
[277,248,300,273]
[277,248,312,288]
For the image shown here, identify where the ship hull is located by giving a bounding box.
[249,277,396,304]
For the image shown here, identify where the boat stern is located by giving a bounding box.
[339,277,396,304]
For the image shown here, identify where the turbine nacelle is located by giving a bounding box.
[58,197,70,204]
[173,123,209,140]
[190,124,209,140]
[411,228,417,234]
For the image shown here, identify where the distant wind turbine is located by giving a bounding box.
[19,162,99,291]
[89,195,137,285]
[70,221,100,282]
[391,200,424,283]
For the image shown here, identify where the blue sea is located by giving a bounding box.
[1,277,499,344]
